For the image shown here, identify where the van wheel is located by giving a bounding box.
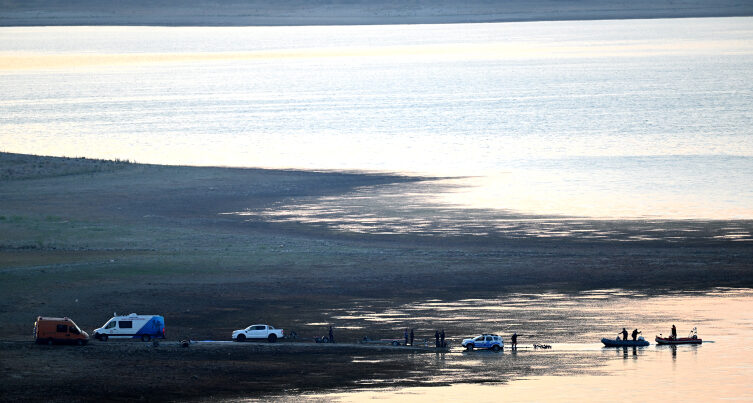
[392,341,400,346]
[100,335,108,342]
[47,338,54,345]
[236,334,246,342]
[492,345,501,352]
[466,344,474,351]
[76,339,84,346]
[268,334,277,343]
[141,335,151,342]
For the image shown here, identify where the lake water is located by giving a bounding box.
[284,288,753,402]
[2,19,753,401]
[2,18,753,220]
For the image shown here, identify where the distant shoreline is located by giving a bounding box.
[1,0,751,27]
[2,14,753,28]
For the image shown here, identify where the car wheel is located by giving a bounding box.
[492,345,501,352]
[268,334,277,343]
[141,334,151,342]
[392,341,400,346]
[76,339,84,346]
[236,334,246,342]
[101,335,108,342]
[466,343,474,351]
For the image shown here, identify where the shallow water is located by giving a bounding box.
[275,288,753,402]
[227,179,753,241]
[2,18,753,219]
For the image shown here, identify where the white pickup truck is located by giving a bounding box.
[232,324,284,342]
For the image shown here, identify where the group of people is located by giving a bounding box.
[434,329,446,347]
[619,328,642,341]
[620,325,679,341]
[403,328,415,346]
[400,328,447,348]
[338,325,523,348]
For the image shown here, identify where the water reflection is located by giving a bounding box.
[226,179,753,241]
[276,288,753,402]
[605,346,641,360]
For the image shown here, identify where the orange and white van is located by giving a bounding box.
[34,316,89,345]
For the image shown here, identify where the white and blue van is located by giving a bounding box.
[93,313,165,342]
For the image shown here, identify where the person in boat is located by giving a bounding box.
[621,328,628,341]
[631,329,640,341]
[671,324,677,340]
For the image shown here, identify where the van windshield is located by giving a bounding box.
[105,321,116,329]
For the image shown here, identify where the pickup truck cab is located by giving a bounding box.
[232,324,283,343]
[462,334,504,351]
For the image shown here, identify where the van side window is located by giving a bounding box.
[56,324,67,332]
[119,321,133,328]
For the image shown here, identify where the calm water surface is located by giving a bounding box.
[275,288,753,402]
[2,18,753,219]
[2,19,752,402]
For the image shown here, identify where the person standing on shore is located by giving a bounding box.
[435,330,440,347]
[410,329,414,346]
[404,328,409,346]
[440,329,445,347]
[329,326,334,344]
[511,333,518,349]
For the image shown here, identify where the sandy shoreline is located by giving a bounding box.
[1,0,751,27]
[1,152,752,400]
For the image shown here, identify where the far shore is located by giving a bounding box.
[1,0,752,27]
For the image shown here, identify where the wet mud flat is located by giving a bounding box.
[0,341,429,401]
[0,340,605,402]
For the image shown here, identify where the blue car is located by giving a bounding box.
[462,334,504,351]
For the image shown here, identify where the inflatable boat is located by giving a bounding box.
[655,336,702,345]
[656,327,702,345]
[601,337,650,347]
